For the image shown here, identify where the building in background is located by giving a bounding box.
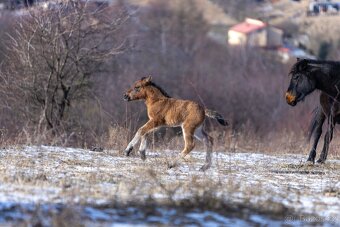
[308,0,340,16]
[228,18,283,47]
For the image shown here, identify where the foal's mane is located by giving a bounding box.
[148,81,171,98]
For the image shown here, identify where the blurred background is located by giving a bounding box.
[0,0,340,153]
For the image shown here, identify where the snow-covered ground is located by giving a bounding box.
[0,146,339,226]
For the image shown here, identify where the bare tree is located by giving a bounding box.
[1,0,127,135]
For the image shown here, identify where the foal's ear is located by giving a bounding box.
[140,76,152,85]
[142,76,152,84]
[145,76,152,82]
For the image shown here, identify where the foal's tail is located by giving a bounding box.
[205,109,228,126]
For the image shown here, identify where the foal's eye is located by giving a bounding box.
[134,86,141,92]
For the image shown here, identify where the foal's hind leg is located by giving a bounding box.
[168,123,196,168]
[194,125,213,171]
[180,124,196,158]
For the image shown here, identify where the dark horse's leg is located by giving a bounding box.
[307,110,325,163]
[317,112,335,163]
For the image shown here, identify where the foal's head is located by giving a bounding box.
[286,58,317,106]
[123,76,153,101]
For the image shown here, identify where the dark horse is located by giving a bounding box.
[286,58,340,163]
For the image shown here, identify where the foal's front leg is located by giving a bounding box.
[138,136,147,160]
[124,120,158,158]
[124,131,141,156]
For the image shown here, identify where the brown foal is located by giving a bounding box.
[123,76,228,171]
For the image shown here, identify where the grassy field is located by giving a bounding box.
[0,145,339,226]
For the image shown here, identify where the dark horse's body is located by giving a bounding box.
[286,58,340,163]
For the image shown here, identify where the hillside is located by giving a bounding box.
[263,0,340,57]
[128,0,237,25]
[126,0,340,58]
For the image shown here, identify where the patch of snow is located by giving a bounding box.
[0,146,339,225]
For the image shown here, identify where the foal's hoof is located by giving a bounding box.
[139,150,146,161]
[316,159,325,164]
[124,147,133,156]
[199,163,211,172]
[168,162,178,169]
[90,146,104,152]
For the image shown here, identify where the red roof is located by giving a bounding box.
[230,18,266,34]
[277,47,290,53]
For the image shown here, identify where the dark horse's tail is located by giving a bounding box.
[205,109,228,126]
[308,106,324,142]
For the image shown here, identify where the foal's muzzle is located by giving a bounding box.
[123,94,131,101]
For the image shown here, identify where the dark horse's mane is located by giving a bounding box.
[291,59,340,74]
[300,59,340,64]
[148,81,171,98]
